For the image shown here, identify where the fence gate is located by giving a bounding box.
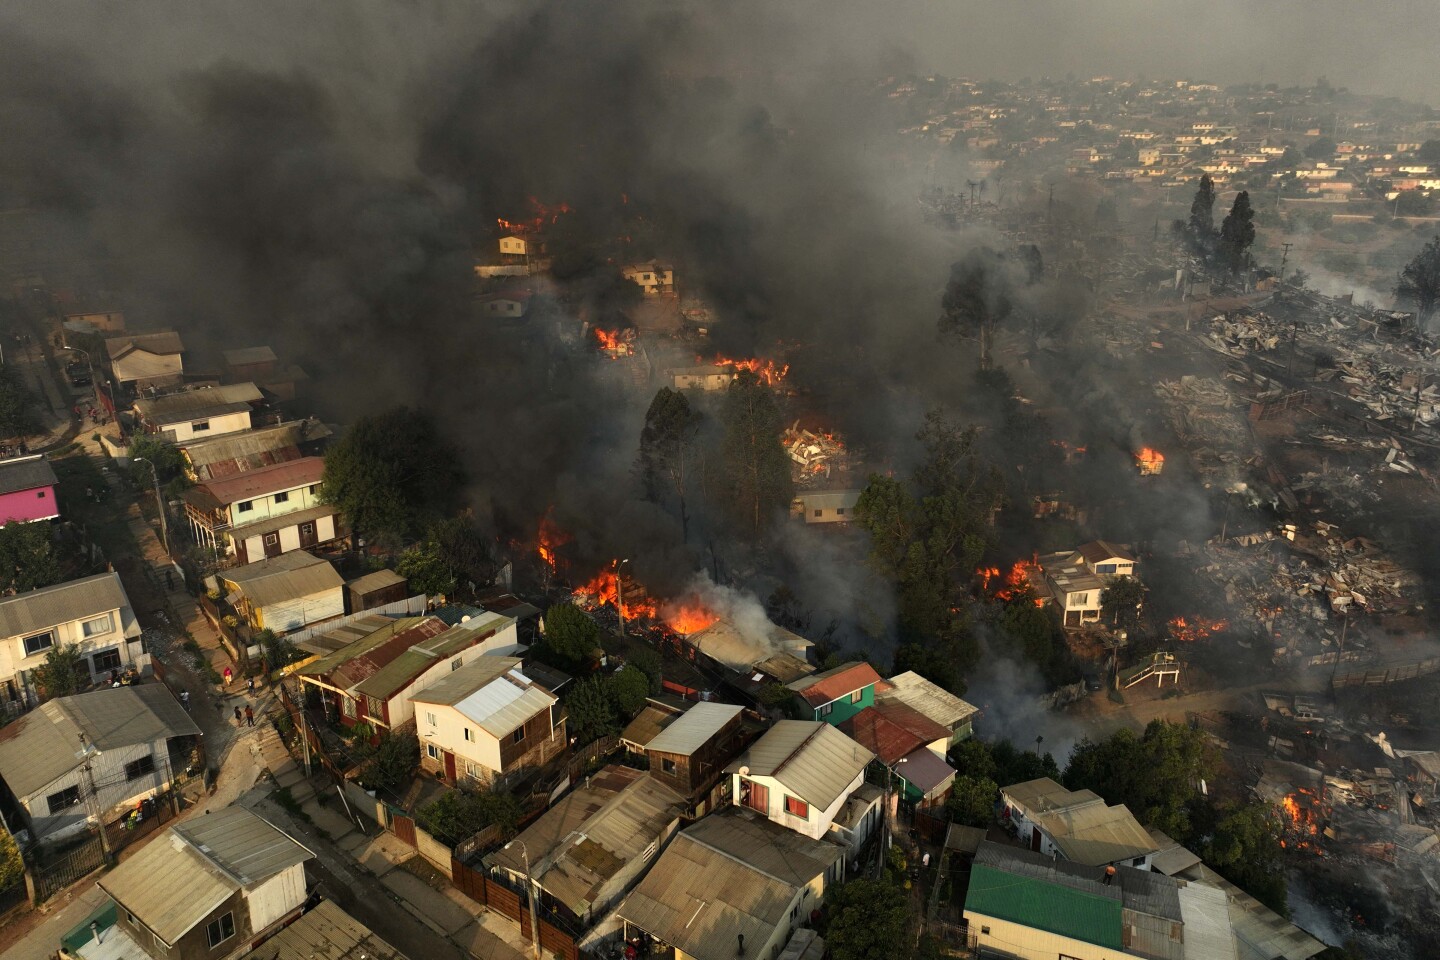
[388,811,417,847]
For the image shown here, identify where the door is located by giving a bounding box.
[444,751,457,783]
[1031,828,1042,852]
[740,779,768,813]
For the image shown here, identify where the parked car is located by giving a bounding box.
[67,362,92,386]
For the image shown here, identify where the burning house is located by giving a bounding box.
[681,618,815,693]
[1135,446,1165,476]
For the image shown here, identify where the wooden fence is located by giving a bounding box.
[1332,656,1440,689]
[449,860,579,960]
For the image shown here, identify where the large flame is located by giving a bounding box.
[537,511,570,573]
[1168,615,1228,642]
[574,569,658,621]
[594,327,635,356]
[496,197,574,236]
[712,355,790,386]
[979,559,1046,607]
[664,601,719,636]
[1135,447,1165,475]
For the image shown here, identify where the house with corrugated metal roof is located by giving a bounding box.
[178,419,331,484]
[0,454,59,524]
[1002,777,1159,868]
[0,572,143,708]
[485,765,685,927]
[643,702,751,814]
[104,331,184,391]
[877,670,979,744]
[237,899,409,960]
[724,720,880,855]
[184,458,336,564]
[614,807,844,960]
[132,383,264,442]
[412,655,565,786]
[0,685,200,842]
[218,551,344,636]
[93,808,312,960]
[785,661,883,726]
[840,700,957,809]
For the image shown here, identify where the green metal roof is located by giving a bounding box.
[964,863,1123,949]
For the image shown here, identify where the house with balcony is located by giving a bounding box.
[0,572,143,707]
[724,720,880,859]
[178,419,331,483]
[1002,777,1159,868]
[412,655,565,786]
[1035,539,1138,628]
[93,808,312,960]
[786,661,883,725]
[132,383,264,442]
[0,685,200,841]
[183,457,337,563]
[218,551,345,637]
[0,455,59,524]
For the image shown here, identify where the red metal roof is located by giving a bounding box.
[840,701,950,765]
[328,618,450,689]
[199,457,325,506]
[790,661,883,707]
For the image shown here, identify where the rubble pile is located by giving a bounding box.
[1154,375,1258,476]
[782,421,852,486]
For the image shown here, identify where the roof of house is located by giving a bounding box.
[793,489,862,510]
[180,421,329,481]
[753,652,814,684]
[0,572,135,642]
[99,808,312,946]
[485,765,685,915]
[1003,777,1157,866]
[1147,828,1203,876]
[185,457,325,511]
[0,455,57,495]
[296,616,446,688]
[242,899,408,960]
[617,809,843,960]
[1178,881,1239,960]
[896,746,957,795]
[224,346,278,367]
[1076,539,1137,566]
[1178,863,1326,960]
[352,612,516,701]
[966,842,1183,957]
[644,703,742,757]
[786,661,882,707]
[133,384,263,425]
[105,331,184,358]
[410,656,555,736]
[348,569,407,595]
[619,703,685,750]
[878,671,978,729]
[724,720,873,811]
[839,702,951,765]
[686,618,812,674]
[0,685,201,798]
[223,551,344,608]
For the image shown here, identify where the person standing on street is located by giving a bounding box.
[234,706,243,726]
[244,705,254,727]
[180,690,191,712]
[223,666,233,686]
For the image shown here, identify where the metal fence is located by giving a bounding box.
[30,835,106,902]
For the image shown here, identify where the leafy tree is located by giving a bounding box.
[995,600,1075,688]
[1100,576,1146,632]
[1181,173,1217,260]
[1197,801,1288,915]
[540,603,599,671]
[1064,720,1219,840]
[564,677,619,746]
[758,681,797,711]
[0,368,40,440]
[824,878,910,960]
[396,541,458,598]
[989,739,1060,787]
[1395,190,1434,218]
[428,514,495,587]
[1303,136,1336,159]
[0,826,21,892]
[32,645,84,700]
[720,372,792,536]
[1218,190,1257,276]
[947,775,998,827]
[949,737,997,781]
[938,246,1014,369]
[353,731,419,794]
[637,388,703,541]
[416,787,522,846]
[257,628,300,675]
[129,433,188,484]
[626,648,663,695]
[0,520,62,592]
[1396,235,1440,327]
[321,407,463,548]
[608,665,651,718]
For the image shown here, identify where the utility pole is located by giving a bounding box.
[133,457,169,559]
[615,558,631,638]
[294,683,312,774]
[505,840,543,960]
[1277,241,1293,290]
[78,735,113,861]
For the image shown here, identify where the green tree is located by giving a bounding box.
[396,542,458,598]
[1419,140,1440,163]
[541,603,599,670]
[825,878,910,960]
[129,433,188,484]
[0,520,63,592]
[416,787,522,846]
[1198,801,1288,915]
[720,372,792,536]
[428,514,495,587]
[1100,576,1146,632]
[1396,235,1440,327]
[607,665,651,718]
[1303,136,1336,159]
[989,739,1060,786]
[353,731,419,794]
[637,388,703,541]
[949,738,998,781]
[938,246,1014,369]
[947,775,998,826]
[321,407,463,548]
[1064,720,1218,840]
[995,600,1075,688]
[626,648,663,695]
[1218,190,1257,276]
[0,827,21,892]
[1182,173,1217,259]
[0,368,40,440]
[257,628,300,675]
[564,677,619,746]
[1395,190,1435,218]
[32,645,84,700]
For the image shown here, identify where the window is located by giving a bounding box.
[126,911,136,926]
[1095,563,1117,574]
[92,649,121,672]
[274,491,289,504]
[237,500,254,513]
[425,711,437,727]
[784,795,809,819]
[125,755,156,781]
[738,778,769,813]
[836,507,845,516]
[1132,857,1146,866]
[465,762,480,779]
[980,926,990,936]
[308,485,318,495]
[1059,955,1084,960]
[848,690,863,704]
[301,523,314,535]
[342,697,356,718]
[813,509,822,518]
[1069,592,1090,607]
[661,758,677,775]
[264,533,279,546]
[205,912,235,949]
[464,727,474,742]
[817,702,833,717]
[366,697,384,719]
[513,728,525,744]
[23,632,54,656]
[426,744,440,760]
[37,490,45,498]
[192,420,210,432]
[82,615,113,638]
[451,657,463,671]
[46,785,81,814]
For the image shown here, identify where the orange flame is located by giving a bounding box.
[710,355,790,386]
[1135,447,1165,475]
[978,560,1046,606]
[664,601,718,635]
[537,511,570,573]
[574,569,658,621]
[594,327,635,355]
[1168,615,1228,642]
[496,197,573,236]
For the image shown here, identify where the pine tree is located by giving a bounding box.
[1186,174,1218,260]
[720,373,792,536]
[637,388,702,542]
[1396,235,1440,329]
[1218,191,1256,276]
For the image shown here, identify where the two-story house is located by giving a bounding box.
[95,808,313,960]
[1036,540,1138,628]
[786,661,883,725]
[642,702,749,815]
[0,685,200,841]
[485,764,686,928]
[218,551,345,636]
[0,455,59,524]
[1002,777,1159,868]
[724,720,880,858]
[184,457,336,563]
[178,419,331,483]
[877,670,979,746]
[621,261,675,296]
[412,656,566,786]
[0,572,143,706]
[132,383,263,442]
[840,701,957,809]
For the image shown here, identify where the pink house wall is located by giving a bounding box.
[0,485,59,523]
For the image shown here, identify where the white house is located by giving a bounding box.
[131,383,263,442]
[1001,777,1158,869]
[105,331,185,390]
[412,656,566,785]
[724,720,876,844]
[183,457,335,563]
[219,551,345,636]
[0,685,200,841]
[621,261,675,296]
[0,573,143,707]
[668,365,735,391]
[498,235,528,257]
[1036,539,1138,628]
